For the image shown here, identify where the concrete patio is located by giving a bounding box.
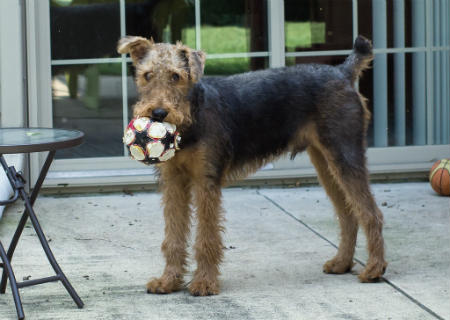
[0,182,449,320]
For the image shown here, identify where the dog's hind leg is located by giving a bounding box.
[146,166,192,294]
[313,137,387,282]
[307,145,358,274]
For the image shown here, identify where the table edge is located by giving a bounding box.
[0,128,84,154]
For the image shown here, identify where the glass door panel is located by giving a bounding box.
[49,0,195,160]
[52,62,123,158]
[50,0,269,160]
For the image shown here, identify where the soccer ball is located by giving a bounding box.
[123,117,181,165]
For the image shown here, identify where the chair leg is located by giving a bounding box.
[20,189,84,308]
[0,212,29,294]
[0,242,24,320]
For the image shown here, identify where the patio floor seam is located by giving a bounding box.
[256,190,445,320]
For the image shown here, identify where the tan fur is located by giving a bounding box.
[306,126,386,281]
[308,145,358,274]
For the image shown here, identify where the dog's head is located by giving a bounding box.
[117,36,206,129]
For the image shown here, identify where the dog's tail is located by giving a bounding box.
[340,36,373,83]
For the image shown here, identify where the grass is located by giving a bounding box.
[183,25,252,54]
[285,22,325,52]
[183,25,255,75]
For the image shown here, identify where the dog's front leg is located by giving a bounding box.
[189,178,224,296]
[146,167,191,294]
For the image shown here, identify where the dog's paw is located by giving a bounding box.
[358,260,387,282]
[146,276,182,294]
[323,257,354,274]
[188,278,219,296]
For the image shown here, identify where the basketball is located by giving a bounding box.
[429,159,450,196]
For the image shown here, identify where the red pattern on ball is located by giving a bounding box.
[123,117,180,165]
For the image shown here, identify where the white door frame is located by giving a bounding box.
[0,0,26,128]
[25,0,53,185]
[0,0,27,216]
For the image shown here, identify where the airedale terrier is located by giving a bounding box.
[117,35,387,296]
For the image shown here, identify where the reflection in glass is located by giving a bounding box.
[205,57,268,76]
[284,0,353,52]
[126,62,140,123]
[52,63,124,158]
[200,0,268,54]
[125,0,195,45]
[50,0,196,60]
[358,53,420,147]
[358,0,414,49]
[50,0,121,60]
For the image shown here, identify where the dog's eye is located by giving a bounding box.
[171,73,180,82]
[144,72,152,81]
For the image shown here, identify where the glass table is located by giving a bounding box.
[0,128,84,320]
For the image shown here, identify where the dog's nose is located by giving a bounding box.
[152,108,168,122]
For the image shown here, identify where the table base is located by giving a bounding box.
[0,152,84,320]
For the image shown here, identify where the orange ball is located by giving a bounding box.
[429,159,450,196]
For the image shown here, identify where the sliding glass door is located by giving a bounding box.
[27,0,450,187]
[49,0,269,160]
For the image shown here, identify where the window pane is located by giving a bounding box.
[359,53,413,147]
[50,0,196,60]
[50,0,120,60]
[126,62,139,123]
[52,63,124,158]
[200,0,268,54]
[125,0,195,45]
[354,52,447,147]
[205,57,268,76]
[358,0,415,49]
[285,0,353,53]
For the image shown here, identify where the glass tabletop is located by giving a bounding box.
[0,128,84,154]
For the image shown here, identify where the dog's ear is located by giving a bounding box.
[117,36,154,64]
[189,50,206,82]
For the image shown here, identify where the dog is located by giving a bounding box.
[117,35,387,296]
